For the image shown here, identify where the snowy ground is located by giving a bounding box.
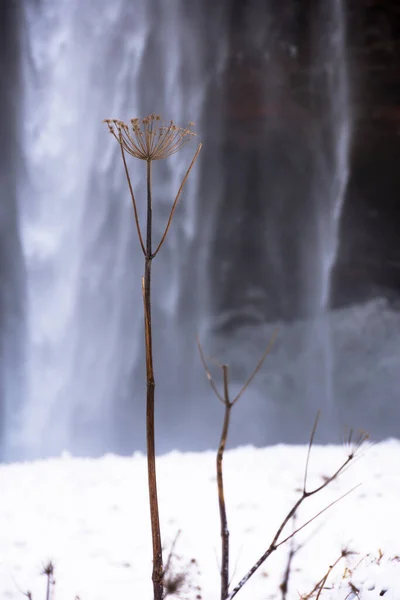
[1,440,399,600]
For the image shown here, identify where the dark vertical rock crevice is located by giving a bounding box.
[210,0,320,330]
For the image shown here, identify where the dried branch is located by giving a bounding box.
[301,548,354,600]
[120,144,146,256]
[152,143,202,258]
[41,561,55,600]
[197,334,277,600]
[217,365,232,600]
[163,530,182,582]
[227,428,368,599]
[303,411,320,493]
[231,329,278,405]
[196,337,225,403]
[279,517,300,600]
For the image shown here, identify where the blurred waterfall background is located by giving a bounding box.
[1,0,400,461]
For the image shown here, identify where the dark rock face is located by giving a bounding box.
[332,1,400,308]
[210,0,400,328]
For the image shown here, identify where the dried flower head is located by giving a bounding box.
[104,114,196,160]
[343,427,369,460]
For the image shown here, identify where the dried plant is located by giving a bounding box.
[197,332,277,600]
[279,516,301,600]
[105,114,201,600]
[301,547,356,600]
[197,336,368,600]
[103,114,370,600]
[163,531,202,599]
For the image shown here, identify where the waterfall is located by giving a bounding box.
[312,0,351,313]
[206,0,352,440]
[0,1,26,461]
[303,0,351,426]
[14,0,221,458]
[2,0,353,459]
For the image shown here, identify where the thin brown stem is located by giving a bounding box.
[196,334,277,600]
[120,143,146,255]
[280,522,299,600]
[232,329,278,405]
[303,551,348,600]
[303,411,320,493]
[143,159,163,600]
[277,485,360,549]
[218,365,231,600]
[196,336,225,403]
[152,143,202,258]
[41,562,54,600]
[164,530,182,579]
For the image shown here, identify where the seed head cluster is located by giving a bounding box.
[104,114,196,161]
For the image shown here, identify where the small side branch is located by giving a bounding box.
[152,143,202,258]
[120,143,146,255]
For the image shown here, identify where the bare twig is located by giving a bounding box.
[152,143,202,258]
[197,334,277,600]
[217,365,232,600]
[301,548,354,600]
[41,561,55,600]
[196,337,224,403]
[163,532,201,599]
[231,329,278,405]
[303,411,320,493]
[280,516,300,600]
[120,143,146,256]
[227,428,368,599]
[164,530,182,581]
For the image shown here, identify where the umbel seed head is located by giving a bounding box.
[104,114,196,160]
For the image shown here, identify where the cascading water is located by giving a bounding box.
[316,0,351,314]
[14,0,221,459]
[302,0,351,428]
[4,0,353,460]
[206,0,352,440]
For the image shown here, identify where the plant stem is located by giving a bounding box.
[218,365,231,600]
[144,158,163,600]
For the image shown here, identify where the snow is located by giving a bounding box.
[1,440,399,599]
